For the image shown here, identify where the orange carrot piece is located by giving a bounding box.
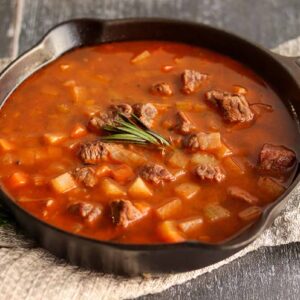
[96,165,112,178]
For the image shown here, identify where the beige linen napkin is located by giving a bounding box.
[0,37,300,300]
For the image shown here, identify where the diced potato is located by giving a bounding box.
[101,178,126,198]
[197,132,222,150]
[131,50,151,63]
[70,123,87,139]
[128,177,153,198]
[203,203,231,222]
[32,174,47,186]
[178,217,203,234]
[7,171,29,189]
[190,153,217,166]
[223,157,245,175]
[167,151,189,169]
[134,202,151,215]
[51,172,77,193]
[175,183,200,200]
[0,138,14,152]
[258,176,285,199]
[43,133,67,145]
[233,85,247,95]
[111,164,134,183]
[176,101,194,112]
[238,206,262,221]
[156,198,182,220]
[108,145,146,166]
[71,86,89,102]
[157,221,185,243]
[215,143,233,159]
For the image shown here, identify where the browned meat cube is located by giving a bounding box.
[140,163,175,184]
[227,186,258,204]
[181,69,207,94]
[68,202,103,224]
[110,103,133,117]
[110,199,143,227]
[259,144,296,175]
[195,164,225,182]
[72,167,97,187]
[206,90,254,123]
[175,111,195,134]
[79,140,109,164]
[182,134,200,151]
[150,82,173,96]
[132,103,158,128]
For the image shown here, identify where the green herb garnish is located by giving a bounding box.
[100,113,170,147]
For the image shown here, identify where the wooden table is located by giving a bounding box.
[1,1,300,299]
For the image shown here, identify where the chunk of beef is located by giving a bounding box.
[79,140,109,164]
[206,90,254,123]
[195,163,225,182]
[182,134,200,151]
[227,186,258,204]
[72,167,97,187]
[175,111,195,134]
[110,199,142,227]
[132,103,158,128]
[150,82,173,96]
[68,202,102,224]
[88,103,132,131]
[140,163,175,184]
[258,144,296,175]
[181,69,208,94]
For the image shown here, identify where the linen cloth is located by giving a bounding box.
[0,37,300,300]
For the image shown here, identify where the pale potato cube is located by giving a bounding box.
[203,203,230,222]
[131,50,151,63]
[51,172,77,193]
[101,178,126,198]
[175,183,200,200]
[167,151,189,169]
[190,153,217,166]
[157,221,185,243]
[156,198,182,220]
[258,177,285,199]
[128,177,153,198]
[108,145,146,166]
[43,133,67,145]
[0,138,14,151]
[238,206,262,221]
[198,132,222,150]
[178,217,203,234]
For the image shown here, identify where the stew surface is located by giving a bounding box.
[0,41,298,244]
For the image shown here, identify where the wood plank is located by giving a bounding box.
[19,0,300,55]
[0,0,19,57]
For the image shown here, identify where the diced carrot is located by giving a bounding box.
[0,138,14,151]
[111,164,134,183]
[161,65,174,72]
[96,165,112,178]
[156,198,182,220]
[51,172,77,193]
[70,123,87,139]
[7,171,29,189]
[131,50,151,63]
[157,221,185,243]
[43,133,67,145]
[128,177,153,198]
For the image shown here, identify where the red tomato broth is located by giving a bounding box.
[0,41,297,244]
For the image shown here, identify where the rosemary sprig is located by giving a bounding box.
[100,113,170,147]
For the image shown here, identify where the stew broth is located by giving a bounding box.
[0,41,298,244]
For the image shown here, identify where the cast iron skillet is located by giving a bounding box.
[0,18,300,275]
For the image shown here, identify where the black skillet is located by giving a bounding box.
[0,18,299,275]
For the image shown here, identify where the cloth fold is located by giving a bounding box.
[0,37,300,300]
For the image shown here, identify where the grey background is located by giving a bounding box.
[1,0,300,299]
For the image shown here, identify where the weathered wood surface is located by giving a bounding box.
[1,0,300,299]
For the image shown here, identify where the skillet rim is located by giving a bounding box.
[0,17,299,252]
